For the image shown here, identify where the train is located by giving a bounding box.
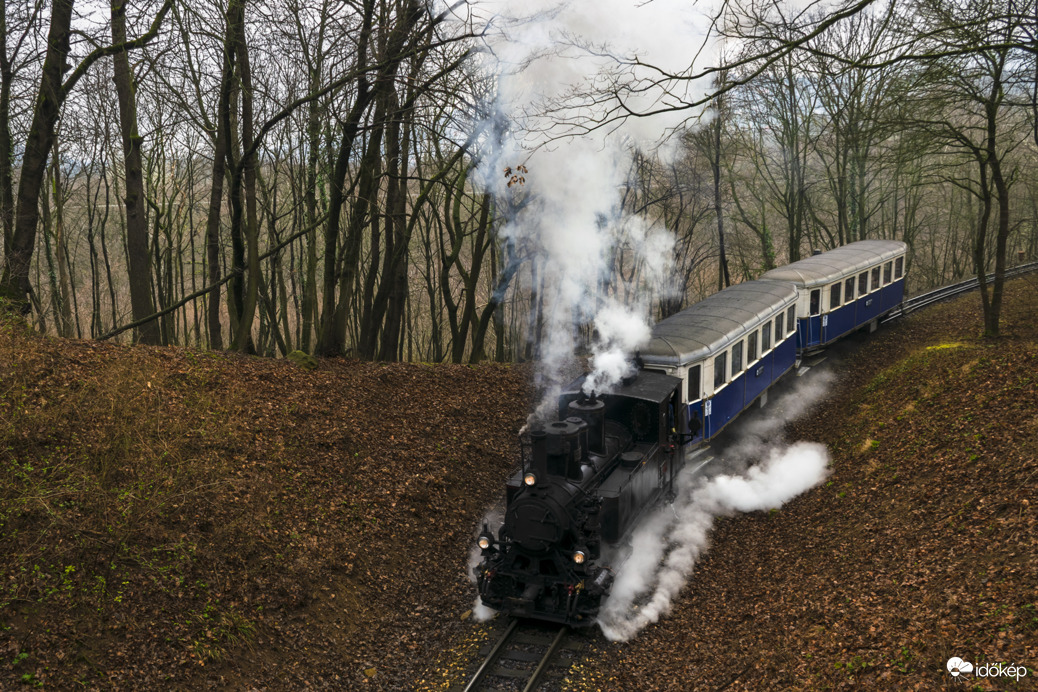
[474,240,908,627]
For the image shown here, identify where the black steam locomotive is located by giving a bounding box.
[475,370,684,626]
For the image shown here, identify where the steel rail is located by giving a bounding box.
[882,261,1038,324]
[522,625,569,692]
[461,618,519,692]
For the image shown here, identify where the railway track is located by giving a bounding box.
[881,261,1038,323]
[459,618,577,692]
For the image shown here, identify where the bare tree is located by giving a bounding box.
[112,0,161,344]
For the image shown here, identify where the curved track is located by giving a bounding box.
[882,261,1038,323]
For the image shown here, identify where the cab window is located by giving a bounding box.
[810,289,820,315]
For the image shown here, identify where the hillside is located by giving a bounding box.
[586,277,1038,690]
[2,277,1036,690]
[0,313,532,689]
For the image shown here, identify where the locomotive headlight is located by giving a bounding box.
[523,472,537,486]
[478,535,491,550]
[572,550,587,565]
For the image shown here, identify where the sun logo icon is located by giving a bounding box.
[947,657,974,678]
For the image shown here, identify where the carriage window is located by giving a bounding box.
[810,289,820,315]
[731,340,744,375]
[762,322,772,352]
[687,364,701,402]
[883,262,892,284]
[871,266,881,290]
[858,271,868,295]
[748,332,758,362]
[786,306,796,334]
[830,283,842,310]
[714,352,727,388]
[844,277,855,302]
[895,257,904,279]
[774,316,783,343]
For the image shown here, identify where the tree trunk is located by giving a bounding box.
[203,1,239,350]
[0,0,74,309]
[0,6,14,255]
[50,141,73,337]
[984,89,1011,338]
[712,116,730,291]
[228,0,259,353]
[111,0,160,344]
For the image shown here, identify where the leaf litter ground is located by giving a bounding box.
[1,277,1036,690]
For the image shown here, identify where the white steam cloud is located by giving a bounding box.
[468,0,716,410]
[598,372,835,641]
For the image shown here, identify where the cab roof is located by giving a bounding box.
[563,369,681,404]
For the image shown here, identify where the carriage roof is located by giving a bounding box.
[758,240,907,288]
[639,281,798,367]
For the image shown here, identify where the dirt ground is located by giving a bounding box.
[1,277,1035,690]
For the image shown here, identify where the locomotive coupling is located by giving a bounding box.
[589,566,614,595]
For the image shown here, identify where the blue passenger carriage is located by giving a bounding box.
[759,240,908,352]
[639,281,799,445]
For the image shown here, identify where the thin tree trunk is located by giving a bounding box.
[50,141,73,337]
[203,2,238,350]
[712,116,730,291]
[0,5,14,254]
[112,0,160,344]
[228,0,259,353]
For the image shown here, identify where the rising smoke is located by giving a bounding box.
[468,0,715,413]
[597,371,835,641]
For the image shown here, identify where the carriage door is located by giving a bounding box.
[685,364,704,445]
[809,290,821,346]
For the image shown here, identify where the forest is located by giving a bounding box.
[1,0,1036,361]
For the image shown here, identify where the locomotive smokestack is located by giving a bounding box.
[530,428,548,486]
[568,395,606,455]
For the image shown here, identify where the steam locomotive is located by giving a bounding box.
[474,240,908,626]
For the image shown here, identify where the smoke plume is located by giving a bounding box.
[597,371,834,641]
[469,0,714,411]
